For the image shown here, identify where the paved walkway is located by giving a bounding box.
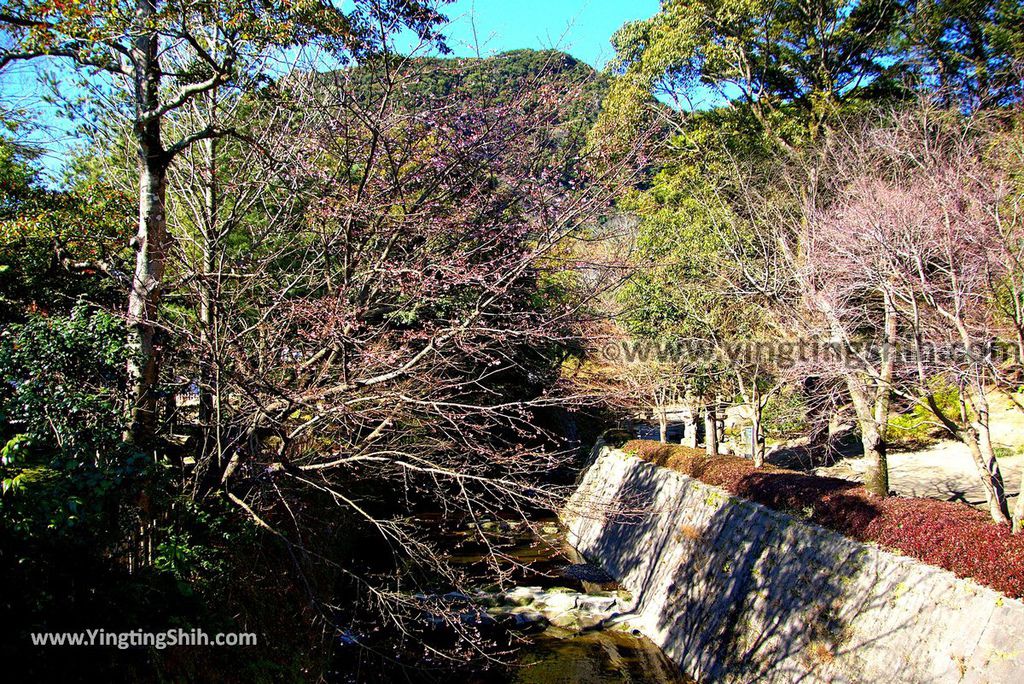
[817,441,1024,511]
[817,392,1024,511]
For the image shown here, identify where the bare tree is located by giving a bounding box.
[574,340,688,444]
[685,132,899,494]
[808,106,1022,523]
[151,51,649,630]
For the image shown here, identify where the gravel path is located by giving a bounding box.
[816,392,1024,512]
[816,441,1024,511]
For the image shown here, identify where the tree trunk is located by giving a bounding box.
[847,376,890,497]
[658,408,668,444]
[950,380,1013,525]
[1013,470,1024,533]
[963,428,1011,524]
[750,384,765,467]
[859,421,889,497]
[751,410,764,467]
[846,290,895,497]
[198,135,217,429]
[194,133,229,499]
[962,385,1010,524]
[127,158,169,444]
[126,0,167,445]
[922,383,1012,525]
[848,368,890,497]
[705,403,719,457]
[1011,278,1024,366]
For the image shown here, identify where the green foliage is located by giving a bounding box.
[617,104,784,332]
[613,106,782,406]
[888,382,962,449]
[0,137,132,321]
[598,0,907,146]
[906,0,1024,108]
[0,135,38,210]
[0,307,313,680]
[984,111,1024,335]
[339,49,608,178]
[602,0,910,364]
[379,49,606,108]
[761,388,810,439]
[888,409,942,449]
[0,306,143,537]
[993,445,1019,460]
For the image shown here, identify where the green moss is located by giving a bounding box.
[704,491,723,507]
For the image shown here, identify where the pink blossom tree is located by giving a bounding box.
[808,107,1022,524]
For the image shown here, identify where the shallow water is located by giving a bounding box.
[511,629,689,684]
[331,511,690,683]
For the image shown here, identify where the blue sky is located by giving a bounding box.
[2,0,661,181]
[433,0,660,67]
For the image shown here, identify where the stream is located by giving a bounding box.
[331,512,690,683]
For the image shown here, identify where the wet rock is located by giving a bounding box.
[575,594,617,613]
[546,609,608,631]
[541,625,576,640]
[419,585,627,635]
[559,562,615,583]
[459,610,497,627]
[508,608,548,630]
[548,610,582,630]
[576,613,610,630]
[485,605,549,632]
[472,593,505,608]
[533,591,578,614]
[504,586,543,606]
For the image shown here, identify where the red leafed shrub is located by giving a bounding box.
[621,440,1024,598]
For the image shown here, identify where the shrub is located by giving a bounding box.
[622,440,1024,598]
[887,409,941,449]
[761,387,810,439]
[0,308,311,680]
[0,306,144,538]
[993,446,1018,460]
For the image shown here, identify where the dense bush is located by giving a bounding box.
[0,307,143,537]
[887,410,940,450]
[0,139,131,322]
[0,308,318,680]
[623,440,1024,598]
[761,387,810,439]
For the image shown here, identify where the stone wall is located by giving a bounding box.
[561,445,1024,683]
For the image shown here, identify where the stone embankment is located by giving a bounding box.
[561,444,1024,683]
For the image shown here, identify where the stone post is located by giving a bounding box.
[704,404,719,456]
[681,418,698,448]
[717,408,729,455]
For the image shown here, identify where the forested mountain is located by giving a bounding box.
[383,49,608,106]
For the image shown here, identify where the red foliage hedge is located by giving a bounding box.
[622,440,1024,598]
